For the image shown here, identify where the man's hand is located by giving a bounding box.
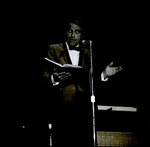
[103,62,122,79]
[53,72,71,82]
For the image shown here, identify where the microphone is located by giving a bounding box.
[81,40,92,44]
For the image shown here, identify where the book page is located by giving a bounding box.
[45,57,63,67]
[45,57,82,69]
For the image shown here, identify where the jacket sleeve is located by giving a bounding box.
[41,45,55,84]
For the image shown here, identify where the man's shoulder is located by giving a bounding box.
[48,43,65,54]
[49,43,64,49]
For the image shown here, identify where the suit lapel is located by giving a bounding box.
[78,46,84,66]
[58,43,72,65]
[63,42,72,64]
[78,45,89,68]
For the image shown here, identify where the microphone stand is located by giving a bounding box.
[89,40,96,146]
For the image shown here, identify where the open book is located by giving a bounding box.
[45,57,82,69]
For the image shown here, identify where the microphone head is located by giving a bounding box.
[81,40,91,44]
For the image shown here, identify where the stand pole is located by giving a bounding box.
[90,41,96,146]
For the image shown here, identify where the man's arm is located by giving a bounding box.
[43,45,80,86]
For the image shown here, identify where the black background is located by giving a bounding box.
[8,3,149,146]
[14,5,148,106]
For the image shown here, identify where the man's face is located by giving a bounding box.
[65,23,82,47]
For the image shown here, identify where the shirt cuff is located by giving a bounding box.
[51,75,59,86]
[101,72,108,82]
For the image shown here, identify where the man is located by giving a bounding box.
[42,18,122,146]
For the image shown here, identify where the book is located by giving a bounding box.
[44,57,82,69]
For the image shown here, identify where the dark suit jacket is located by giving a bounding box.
[44,42,91,91]
[42,41,92,112]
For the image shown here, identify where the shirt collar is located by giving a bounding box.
[65,41,79,51]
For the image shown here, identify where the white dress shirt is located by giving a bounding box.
[65,42,80,65]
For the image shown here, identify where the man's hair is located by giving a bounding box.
[63,17,83,32]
